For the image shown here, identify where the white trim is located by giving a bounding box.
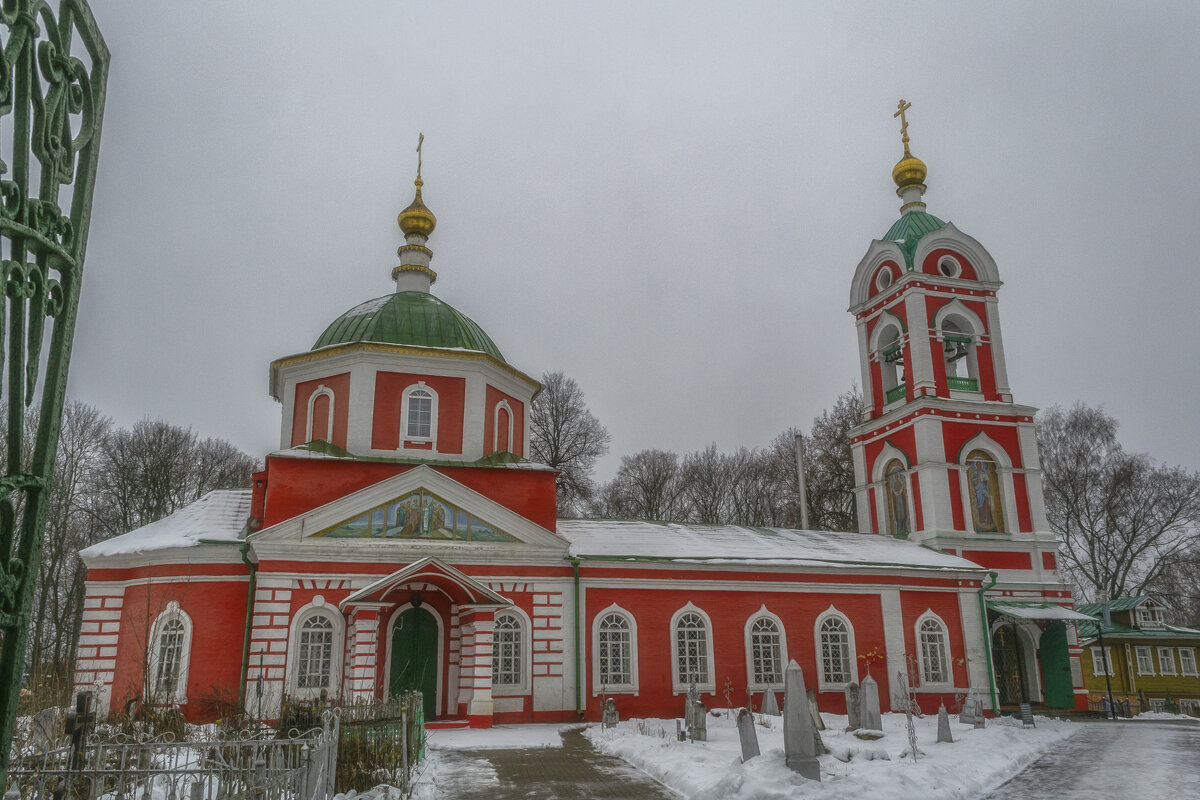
[1157,646,1177,676]
[1090,645,1115,676]
[871,445,915,538]
[670,603,715,693]
[492,399,515,453]
[935,255,962,279]
[1135,645,1155,676]
[304,384,335,443]
[956,433,1018,536]
[400,381,439,450]
[744,606,788,691]
[914,610,953,689]
[383,603,445,716]
[285,601,345,700]
[1179,647,1198,677]
[147,601,192,705]
[491,607,531,696]
[814,606,858,691]
[592,603,639,695]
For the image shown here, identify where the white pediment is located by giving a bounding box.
[249,465,568,556]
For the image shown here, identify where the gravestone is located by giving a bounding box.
[31,707,59,752]
[736,707,760,762]
[691,699,708,741]
[602,697,619,729]
[860,674,883,732]
[959,692,986,729]
[844,682,862,731]
[685,683,700,732]
[936,703,953,743]
[1018,702,1035,728]
[64,691,96,771]
[676,718,685,742]
[761,687,780,716]
[783,660,821,781]
[806,688,826,730]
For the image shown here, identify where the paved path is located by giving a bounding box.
[432,727,679,799]
[984,721,1200,799]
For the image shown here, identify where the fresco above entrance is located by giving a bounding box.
[317,489,516,542]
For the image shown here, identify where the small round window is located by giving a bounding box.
[937,256,962,278]
[876,267,894,291]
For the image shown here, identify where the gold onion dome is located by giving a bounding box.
[398,177,437,238]
[892,151,927,189]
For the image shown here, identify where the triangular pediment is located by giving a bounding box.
[249,465,567,554]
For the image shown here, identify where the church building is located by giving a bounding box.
[74,109,1091,727]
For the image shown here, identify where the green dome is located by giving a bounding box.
[883,210,946,270]
[313,291,505,361]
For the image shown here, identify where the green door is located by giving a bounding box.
[1040,622,1074,708]
[391,607,438,720]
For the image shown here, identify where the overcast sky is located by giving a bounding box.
[72,1,1200,481]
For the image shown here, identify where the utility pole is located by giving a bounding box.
[794,433,809,530]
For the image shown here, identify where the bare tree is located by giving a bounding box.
[1037,403,1200,601]
[598,449,686,521]
[529,371,611,517]
[681,444,735,523]
[801,387,863,532]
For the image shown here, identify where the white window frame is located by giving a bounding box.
[491,608,530,695]
[1149,697,1166,713]
[954,432,1019,537]
[670,603,715,693]
[400,381,439,447]
[1090,646,1115,676]
[304,384,335,443]
[1135,646,1155,675]
[1179,647,1198,677]
[744,607,788,691]
[1179,698,1199,716]
[492,399,515,453]
[915,611,952,688]
[592,604,638,695]
[814,607,858,691]
[1157,647,1177,676]
[286,600,344,700]
[147,602,193,705]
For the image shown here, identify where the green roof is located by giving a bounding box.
[313,291,505,361]
[883,210,947,269]
[1076,620,1200,641]
[1076,595,1150,616]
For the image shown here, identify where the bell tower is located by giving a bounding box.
[846,103,1071,588]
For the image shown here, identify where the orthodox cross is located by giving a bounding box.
[417,132,425,179]
[895,99,912,155]
[65,690,96,770]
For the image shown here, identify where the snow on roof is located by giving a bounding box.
[558,519,982,571]
[81,489,252,558]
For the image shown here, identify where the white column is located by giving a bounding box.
[904,293,935,392]
[879,590,907,710]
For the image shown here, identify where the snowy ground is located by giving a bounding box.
[583,709,1081,800]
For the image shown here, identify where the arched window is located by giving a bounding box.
[296,615,335,690]
[148,603,192,704]
[306,385,334,443]
[748,616,784,688]
[407,390,433,439]
[492,613,523,688]
[884,459,910,537]
[288,605,343,699]
[672,607,714,691]
[817,614,855,688]
[877,323,905,402]
[965,450,1004,533]
[918,617,950,685]
[493,400,514,454]
[596,611,636,691]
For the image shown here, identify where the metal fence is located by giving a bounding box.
[5,714,339,800]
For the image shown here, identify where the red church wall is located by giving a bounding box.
[1012,473,1033,532]
[960,550,1033,571]
[898,590,969,711]
[582,585,892,719]
[940,421,1023,469]
[483,386,525,458]
[863,428,916,480]
[110,578,249,723]
[947,468,965,530]
[291,373,350,449]
[258,456,558,531]
[911,472,924,531]
[372,373,466,453]
[920,248,980,282]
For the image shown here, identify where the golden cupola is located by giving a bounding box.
[892,99,928,213]
[398,176,437,239]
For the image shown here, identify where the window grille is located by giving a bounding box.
[493,614,523,687]
[919,618,949,683]
[675,612,709,686]
[598,613,633,688]
[154,619,186,697]
[297,615,334,689]
[1136,646,1155,675]
[1180,648,1198,677]
[750,618,783,686]
[1158,647,1177,676]
[820,617,852,684]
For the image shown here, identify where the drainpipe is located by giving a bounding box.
[571,557,583,719]
[238,543,259,709]
[978,571,999,713]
